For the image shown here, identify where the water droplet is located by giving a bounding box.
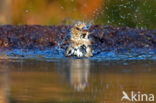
[25,10,29,13]
[60,6,64,9]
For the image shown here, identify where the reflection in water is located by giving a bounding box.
[69,59,90,91]
[57,59,90,91]
[0,64,9,103]
[0,60,156,103]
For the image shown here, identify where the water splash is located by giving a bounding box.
[1,47,156,61]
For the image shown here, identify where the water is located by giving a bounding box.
[1,48,155,61]
[0,59,156,103]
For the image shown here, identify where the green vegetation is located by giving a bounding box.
[95,0,156,29]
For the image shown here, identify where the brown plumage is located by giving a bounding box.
[65,22,93,57]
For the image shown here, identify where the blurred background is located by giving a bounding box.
[0,0,155,29]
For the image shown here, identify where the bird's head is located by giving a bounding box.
[74,21,91,31]
[72,21,91,39]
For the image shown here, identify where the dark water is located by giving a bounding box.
[0,59,156,103]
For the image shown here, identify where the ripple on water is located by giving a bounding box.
[0,47,156,61]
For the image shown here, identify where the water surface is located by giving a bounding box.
[0,59,156,103]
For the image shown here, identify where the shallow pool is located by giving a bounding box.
[0,59,156,103]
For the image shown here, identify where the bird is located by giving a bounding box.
[65,21,93,57]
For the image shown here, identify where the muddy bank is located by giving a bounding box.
[0,25,156,59]
[0,25,70,49]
